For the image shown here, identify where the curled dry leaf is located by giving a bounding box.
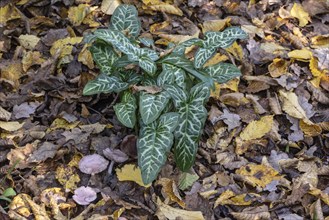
[79,154,109,175]
[73,186,97,205]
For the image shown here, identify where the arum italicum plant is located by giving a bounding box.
[83,4,247,184]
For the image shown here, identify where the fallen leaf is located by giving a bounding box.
[299,120,322,137]
[0,121,24,132]
[56,164,80,192]
[156,178,185,208]
[279,90,311,123]
[201,18,230,33]
[236,163,281,188]
[68,4,90,26]
[18,34,40,50]
[218,109,241,131]
[116,164,151,187]
[12,102,40,119]
[27,142,60,163]
[156,198,205,220]
[290,3,311,27]
[101,0,121,15]
[239,115,274,141]
[50,37,83,58]
[214,190,255,207]
[78,45,95,69]
[0,4,21,25]
[0,106,11,121]
[268,58,289,77]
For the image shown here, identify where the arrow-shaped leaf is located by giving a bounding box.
[110,4,141,37]
[203,26,247,49]
[114,91,137,128]
[138,112,180,184]
[83,74,128,95]
[157,63,186,89]
[194,47,216,69]
[203,62,241,83]
[90,43,119,75]
[139,91,170,124]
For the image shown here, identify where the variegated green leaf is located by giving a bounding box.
[161,55,214,88]
[113,91,137,128]
[91,29,138,58]
[110,4,141,37]
[139,57,157,75]
[194,47,216,69]
[139,37,154,47]
[139,92,170,124]
[203,62,241,83]
[164,85,188,108]
[172,38,203,55]
[174,83,210,171]
[203,27,247,49]
[138,112,179,184]
[90,43,119,75]
[83,74,128,95]
[139,48,159,61]
[157,63,186,89]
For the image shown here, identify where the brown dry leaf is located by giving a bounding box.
[150,21,171,34]
[115,164,151,187]
[268,58,289,78]
[18,35,40,50]
[225,42,244,60]
[241,25,265,38]
[68,4,90,26]
[0,61,23,89]
[78,45,95,69]
[201,18,230,33]
[0,4,21,25]
[279,90,312,124]
[101,0,121,15]
[299,120,322,137]
[214,190,256,208]
[0,106,11,121]
[235,163,281,188]
[0,121,24,132]
[7,141,38,169]
[309,188,329,206]
[239,115,274,141]
[28,141,60,163]
[144,1,183,16]
[47,118,80,132]
[231,205,271,220]
[22,51,46,72]
[156,178,185,208]
[156,198,205,220]
[311,35,329,48]
[290,3,311,27]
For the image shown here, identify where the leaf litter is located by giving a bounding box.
[0,0,329,219]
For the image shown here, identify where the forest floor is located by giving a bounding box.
[0,0,329,219]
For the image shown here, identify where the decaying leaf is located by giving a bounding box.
[239,115,273,141]
[115,164,151,187]
[290,3,311,27]
[156,178,185,208]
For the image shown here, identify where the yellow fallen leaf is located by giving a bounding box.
[236,163,281,188]
[148,4,183,16]
[156,198,205,220]
[241,25,264,38]
[290,3,311,27]
[157,178,185,208]
[221,78,240,92]
[50,37,83,58]
[239,115,274,141]
[116,164,151,187]
[82,12,101,27]
[202,18,230,33]
[18,34,40,50]
[311,35,329,48]
[101,0,121,15]
[310,56,323,77]
[22,51,45,71]
[299,120,322,137]
[0,4,21,25]
[309,188,329,206]
[214,190,254,208]
[279,90,311,123]
[9,194,31,217]
[56,165,81,192]
[68,4,90,26]
[268,58,289,78]
[225,41,244,60]
[47,118,80,132]
[288,48,312,61]
[0,121,24,132]
[210,83,221,99]
[78,45,95,69]
[150,21,171,34]
[204,53,229,67]
[0,62,23,89]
